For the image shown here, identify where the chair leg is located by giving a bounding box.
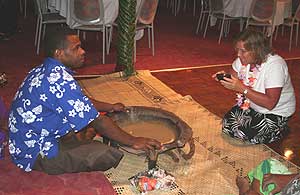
[196,10,203,34]
[37,23,43,55]
[151,25,155,56]
[34,17,40,46]
[269,31,273,47]
[239,18,244,32]
[289,25,294,51]
[218,18,225,44]
[24,0,27,18]
[203,15,210,38]
[193,0,196,16]
[183,0,187,12]
[148,28,151,48]
[83,32,86,40]
[106,26,113,54]
[42,24,46,40]
[173,0,177,16]
[224,20,231,37]
[19,0,27,18]
[200,12,207,30]
[176,0,181,15]
[134,40,137,62]
[275,25,279,40]
[245,19,249,29]
[102,28,105,64]
[296,24,299,47]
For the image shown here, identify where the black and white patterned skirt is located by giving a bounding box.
[222,105,290,144]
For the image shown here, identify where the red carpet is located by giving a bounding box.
[0,148,116,195]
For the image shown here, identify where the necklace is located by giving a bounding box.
[240,63,261,88]
[236,63,261,110]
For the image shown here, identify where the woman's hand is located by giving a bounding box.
[212,70,226,81]
[220,76,244,93]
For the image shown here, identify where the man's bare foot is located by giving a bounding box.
[236,176,251,195]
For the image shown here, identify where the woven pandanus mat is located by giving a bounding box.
[79,70,300,195]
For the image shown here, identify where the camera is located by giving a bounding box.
[216,73,231,81]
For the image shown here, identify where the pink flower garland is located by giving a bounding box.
[236,64,261,110]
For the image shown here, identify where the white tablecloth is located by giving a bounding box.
[211,0,292,32]
[48,0,144,40]
[224,0,292,22]
[274,0,292,26]
[48,0,119,28]
[224,0,253,17]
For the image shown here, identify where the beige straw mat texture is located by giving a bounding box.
[79,70,299,195]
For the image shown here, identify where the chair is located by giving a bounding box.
[70,0,111,64]
[135,0,159,60]
[275,4,300,51]
[246,0,277,46]
[196,0,209,34]
[19,0,27,18]
[170,0,197,16]
[203,0,240,44]
[34,0,66,55]
[183,0,197,16]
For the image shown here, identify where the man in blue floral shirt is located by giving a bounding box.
[8,29,161,174]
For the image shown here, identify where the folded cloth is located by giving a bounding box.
[129,167,175,194]
[248,158,291,195]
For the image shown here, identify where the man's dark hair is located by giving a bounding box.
[44,27,77,57]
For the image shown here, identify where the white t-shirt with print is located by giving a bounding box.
[232,54,295,117]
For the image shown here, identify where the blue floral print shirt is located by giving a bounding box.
[8,58,99,172]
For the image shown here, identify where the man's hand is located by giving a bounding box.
[131,137,162,152]
[262,174,297,195]
[111,103,126,112]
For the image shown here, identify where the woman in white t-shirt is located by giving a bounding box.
[212,30,296,144]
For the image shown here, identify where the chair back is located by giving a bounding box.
[70,0,105,25]
[201,0,209,12]
[137,0,159,25]
[249,0,276,23]
[35,0,50,16]
[294,4,300,22]
[209,0,224,14]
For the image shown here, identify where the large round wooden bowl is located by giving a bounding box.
[107,106,195,168]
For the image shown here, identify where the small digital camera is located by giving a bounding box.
[216,73,231,81]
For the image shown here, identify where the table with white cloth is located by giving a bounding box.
[47,0,119,28]
[274,0,292,27]
[211,0,292,34]
[47,0,144,40]
[268,0,292,35]
[210,0,252,28]
[223,0,253,17]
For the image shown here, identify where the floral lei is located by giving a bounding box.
[236,63,261,110]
